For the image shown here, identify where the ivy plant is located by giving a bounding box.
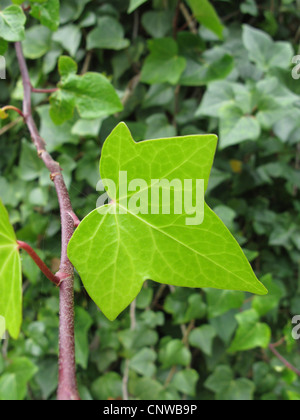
[0,0,299,402]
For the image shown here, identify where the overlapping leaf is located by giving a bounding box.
[0,5,26,42]
[50,56,123,124]
[68,123,267,321]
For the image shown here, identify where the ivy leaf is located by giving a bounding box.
[219,104,261,149]
[68,123,267,321]
[0,200,22,339]
[228,309,271,353]
[141,38,187,85]
[243,25,294,71]
[0,5,26,42]
[0,358,37,401]
[50,56,123,124]
[87,17,130,51]
[187,0,224,39]
[30,0,60,31]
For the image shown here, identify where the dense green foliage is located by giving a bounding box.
[0,0,300,401]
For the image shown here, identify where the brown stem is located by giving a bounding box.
[15,42,80,401]
[17,241,60,286]
[269,343,300,377]
[31,86,58,94]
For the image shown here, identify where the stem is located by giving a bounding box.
[17,241,60,286]
[1,105,25,119]
[31,86,58,94]
[269,344,300,377]
[15,42,80,401]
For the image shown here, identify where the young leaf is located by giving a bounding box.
[50,56,123,124]
[0,200,22,339]
[68,123,267,321]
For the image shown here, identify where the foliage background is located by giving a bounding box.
[0,0,300,400]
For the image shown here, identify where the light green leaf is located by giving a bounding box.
[219,104,261,149]
[187,0,224,39]
[228,309,271,353]
[141,38,187,85]
[87,17,130,51]
[243,24,294,71]
[0,201,22,339]
[0,315,5,338]
[0,5,26,42]
[68,123,267,321]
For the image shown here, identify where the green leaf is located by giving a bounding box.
[252,274,284,316]
[129,348,156,377]
[0,315,5,338]
[187,0,224,39]
[141,38,187,85]
[219,104,261,149]
[128,0,148,14]
[159,339,191,369]
[141,11,173,38]
[22,25,52,59]
[58,55,78,80]
[205,365,255,400]
[74,307,93,369]
[180,53,234,86]
[68,123,267,321]
[205,289,245,319]
[50,60,123,123]
[228,309,271,353]
[30,0,60,31]
[189,325,217,356]
[243,25,294,71]
[0,200,22,339]
[0,5,26,42]
[52,24,82,57]
[87,17,130,51]
[0,358,37,400]
[171,369,199,397]
[91,372,122,400]
[37,105,80,152]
